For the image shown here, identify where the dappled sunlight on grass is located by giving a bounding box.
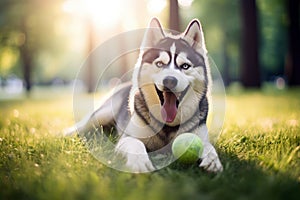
[219,89,300,180]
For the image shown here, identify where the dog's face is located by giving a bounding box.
[134,18,209,125]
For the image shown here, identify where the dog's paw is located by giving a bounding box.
[199,151,223,173]
[116,137,155,173]
[125,154,155,173]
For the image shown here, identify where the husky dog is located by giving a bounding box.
[67,18,223,173]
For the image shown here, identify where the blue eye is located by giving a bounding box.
[155,61,165,68]
[180,63,191,70]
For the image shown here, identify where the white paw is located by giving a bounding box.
[199,151,223,173]
[125,154,155,173]
[116,136,155,173]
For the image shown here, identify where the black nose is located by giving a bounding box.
[163,76,178,90]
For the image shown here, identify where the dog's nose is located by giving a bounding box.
[163,76,178,90]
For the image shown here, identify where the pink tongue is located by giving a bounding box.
[161,92,177,123]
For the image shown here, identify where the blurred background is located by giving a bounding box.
[0,0,299,96]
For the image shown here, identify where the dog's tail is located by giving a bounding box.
[63,126,76,136]
[63,114,91,136]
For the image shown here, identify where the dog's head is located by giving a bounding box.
[133,18,210,125]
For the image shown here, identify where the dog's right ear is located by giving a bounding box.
[141,18,165,50]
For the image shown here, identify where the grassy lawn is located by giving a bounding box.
[0,87,299,200]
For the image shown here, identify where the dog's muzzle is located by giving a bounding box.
[155,76,189,123]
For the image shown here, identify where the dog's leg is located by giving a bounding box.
[200,142,223,173]
[115,111,156,173]
[197,125,223,173]
[116,136,155,173]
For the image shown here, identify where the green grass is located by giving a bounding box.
[0,88,299,200]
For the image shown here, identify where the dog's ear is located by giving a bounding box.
[141,18,165,50]
[183,19,206,52]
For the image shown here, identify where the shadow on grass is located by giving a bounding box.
[150,148,300,200]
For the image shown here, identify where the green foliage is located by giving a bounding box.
[0,0,81,82]
[0,46,20,76]
[0,0,291,85]
[182,0,289,82]
[181,0,241,80]
[257,0,288,78]
[0,88,299,199]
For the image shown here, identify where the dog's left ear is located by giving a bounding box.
[183,19,206,52]
[141,18,165,50]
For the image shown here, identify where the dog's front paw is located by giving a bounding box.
[199,151,223,173]
[116,136,155,173]
[125,154,155,173]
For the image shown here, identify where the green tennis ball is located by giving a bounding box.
[172,133,204,164]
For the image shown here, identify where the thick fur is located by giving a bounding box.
[66,18,223,173]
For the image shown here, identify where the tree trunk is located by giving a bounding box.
[286,0,300,86]
[21,50,32,92]
[87,19,95,93]
[20,22,32,93]
[223,32,230,86]
[169,0,180,33]
[240,0,261,87]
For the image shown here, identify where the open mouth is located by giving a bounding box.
[155,85,189,123]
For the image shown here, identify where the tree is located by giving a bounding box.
[257,0,288,81]
[240,0,261,87]
[169,0,180,32]
[286,0,300,86]
[0,0,64,93]
[181,0,240,86]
